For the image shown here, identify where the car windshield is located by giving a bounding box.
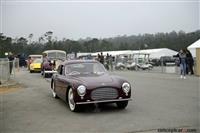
[65,62,107,75]
[47,52,66,60]
[47,52,56,59]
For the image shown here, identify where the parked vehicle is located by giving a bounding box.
[41,50,66,78]
[115,62,126,70]
[51,60,132,112]
[126,62,137,70]
[136,63,153,70]
[134,57,153,70]
[115,55,127,70]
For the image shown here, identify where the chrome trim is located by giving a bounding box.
[76,98,132,105]
[77,85,86,97]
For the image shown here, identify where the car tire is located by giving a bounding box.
[52,82,58,98]
[116,101,128,109]
[67,88,81,112]
[30,70,33,73]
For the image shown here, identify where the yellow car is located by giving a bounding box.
[30,59,42,73]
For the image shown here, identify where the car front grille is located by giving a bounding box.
[91,88,118,101]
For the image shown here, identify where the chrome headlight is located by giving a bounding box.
[122,82,130,95]
[77,85,86,97]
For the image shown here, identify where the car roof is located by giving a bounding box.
[33,58,42,62]
[62,60,99,65]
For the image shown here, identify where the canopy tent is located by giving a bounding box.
[187,39,200,57]
[135,48,178,59]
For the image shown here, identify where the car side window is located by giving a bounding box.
[57,65,64,75]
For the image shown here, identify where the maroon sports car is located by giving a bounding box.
[51,60,132,112]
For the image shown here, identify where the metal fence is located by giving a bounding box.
[0,58,19,84]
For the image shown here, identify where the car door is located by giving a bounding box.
[56,65,69,101]
[53,65,62,97]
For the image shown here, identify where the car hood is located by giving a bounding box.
[70,73,124,89]
[30,63,41,68]
[80,73,113,82]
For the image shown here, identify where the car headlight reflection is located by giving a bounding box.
[77,85,86,97]
[122,82,130,95]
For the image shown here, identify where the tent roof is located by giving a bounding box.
[90,48,177,58]
[137,48,177,54]
[188,39,200,49]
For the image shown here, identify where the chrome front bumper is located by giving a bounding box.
[76,98,132,105]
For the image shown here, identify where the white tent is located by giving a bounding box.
[76,52,91,57]
[90,48,177,59]
[187,39,200,57]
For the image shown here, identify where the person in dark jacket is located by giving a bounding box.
[186,49,194,75]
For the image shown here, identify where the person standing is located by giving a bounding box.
[42,53,49,63]
[109,54,113,71]
[27,56,33,70]
[41,53,51,73]
[99,52,104,65]
[175,49,187,79]
[105,53,110,70]
[8,52,14,74]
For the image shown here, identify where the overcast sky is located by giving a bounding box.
[0,0,199,40]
